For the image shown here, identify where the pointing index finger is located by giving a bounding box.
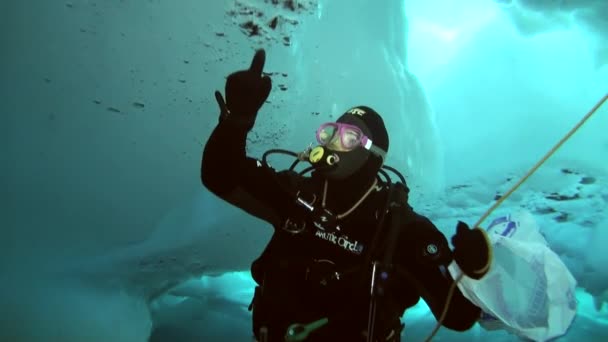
[249,49,266,75]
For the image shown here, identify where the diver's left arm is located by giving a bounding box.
[397,213,492,331]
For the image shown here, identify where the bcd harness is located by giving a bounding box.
[251,150,414,341]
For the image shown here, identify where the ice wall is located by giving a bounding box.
[406,0,608,186]
[493,0,608,68]
[262,0,445,195]
[2,0,227,264]
[1,1,268,341]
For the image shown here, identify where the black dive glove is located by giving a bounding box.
[451,221,492,280]
[214,49,272,130]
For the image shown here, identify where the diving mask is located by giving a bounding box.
[316,122,386,160]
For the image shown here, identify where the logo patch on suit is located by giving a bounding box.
[314,230,364,255]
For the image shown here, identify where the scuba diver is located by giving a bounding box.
[200,49,492,342]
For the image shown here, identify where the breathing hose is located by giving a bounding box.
[423,93,607,342]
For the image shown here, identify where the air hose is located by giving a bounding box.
[423,93,607,342]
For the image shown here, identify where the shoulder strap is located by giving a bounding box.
[366,181,411,265]
[382,182,412,265]
[365,181,412,342]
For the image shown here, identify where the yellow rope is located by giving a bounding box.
[423,93,607,342]
[473,93,608,228]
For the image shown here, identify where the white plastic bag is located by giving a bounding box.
[447,210,577,342]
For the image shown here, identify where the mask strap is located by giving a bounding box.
[369,145,387,162]
[362,139,387,162]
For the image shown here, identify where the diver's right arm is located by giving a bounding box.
[200,49,291,226]
[201,116,292,226]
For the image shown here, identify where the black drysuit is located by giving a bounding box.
[201,119,482,341]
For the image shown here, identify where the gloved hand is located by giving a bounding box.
[451,221,492,280]
[214,49,272,130]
